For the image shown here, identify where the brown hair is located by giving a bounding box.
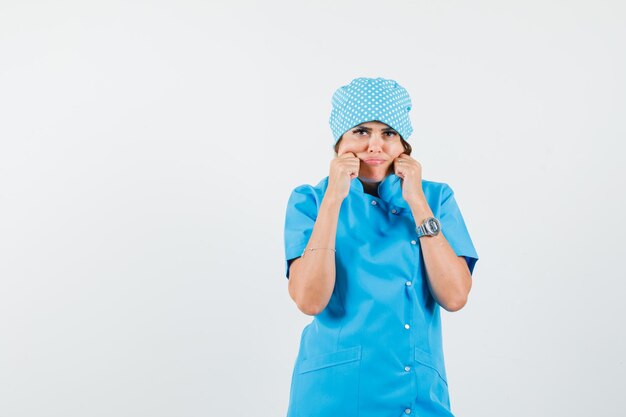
[333,135,413,156]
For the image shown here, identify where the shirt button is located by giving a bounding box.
[404,323,410,329]
[371,200,377,205]
[405,281,412,286]
[391,208,397,214]
[404,366,411,372]
[405,409,411,414]
[410,240,417,245]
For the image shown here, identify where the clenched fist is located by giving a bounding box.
[327,152,360,201]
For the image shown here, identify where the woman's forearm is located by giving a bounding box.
[407,198,472,312]
[288,194,343,315]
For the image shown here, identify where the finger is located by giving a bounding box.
[350,162,361,179]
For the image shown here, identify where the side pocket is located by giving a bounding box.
[414,347,452,414]
[293,345,361,417]
[414,346,448,385]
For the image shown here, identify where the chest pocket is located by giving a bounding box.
[292,345,362,417]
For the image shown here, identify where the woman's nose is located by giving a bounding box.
[367,134,384,152]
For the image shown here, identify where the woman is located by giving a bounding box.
[283,77,479,417]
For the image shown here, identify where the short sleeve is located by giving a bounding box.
[283,185,319,279]
[438,183,479,275]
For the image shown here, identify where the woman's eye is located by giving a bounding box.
[352,129,396,137]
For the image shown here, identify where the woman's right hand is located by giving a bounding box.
[326,152,360,201]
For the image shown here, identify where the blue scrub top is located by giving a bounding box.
[283,173,479,417]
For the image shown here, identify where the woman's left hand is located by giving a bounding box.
[393,153,426,205]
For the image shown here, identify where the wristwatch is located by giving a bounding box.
[415,217,441,238]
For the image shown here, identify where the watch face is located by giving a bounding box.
[426,218,440,234]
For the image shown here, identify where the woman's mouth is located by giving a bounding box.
[363,159,385,165]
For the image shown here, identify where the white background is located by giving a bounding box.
[1,1,625,416]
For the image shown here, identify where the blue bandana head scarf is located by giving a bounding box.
[329,77,414,147]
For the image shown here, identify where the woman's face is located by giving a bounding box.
[336,120,405,181]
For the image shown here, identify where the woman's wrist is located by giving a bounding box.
[407,197,433,224]
[321,193,344,209]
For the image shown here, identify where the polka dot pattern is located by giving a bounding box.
[329,77,413,146]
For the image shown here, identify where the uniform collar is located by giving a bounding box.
[349,173,410,209]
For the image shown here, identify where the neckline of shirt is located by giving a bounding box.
[349,173,410,209]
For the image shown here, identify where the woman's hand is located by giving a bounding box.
[327,152,360,201]
[393,153,426,205]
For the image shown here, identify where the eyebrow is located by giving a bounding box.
[354,125,398,132]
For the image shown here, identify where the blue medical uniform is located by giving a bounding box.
[283,173,479,417]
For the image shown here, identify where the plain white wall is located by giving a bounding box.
[1,1,625,416]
